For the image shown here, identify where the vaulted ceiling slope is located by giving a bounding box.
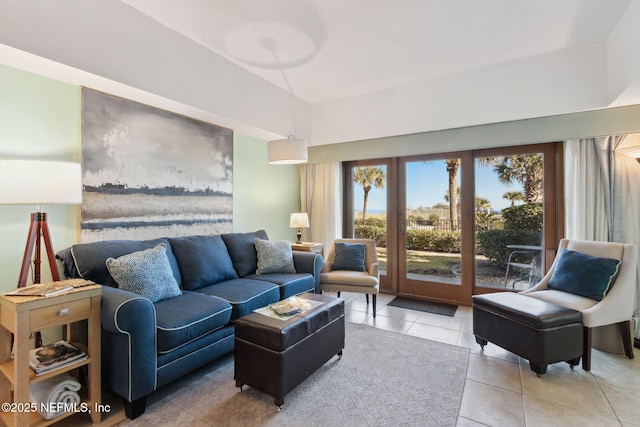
[1,0,639,145]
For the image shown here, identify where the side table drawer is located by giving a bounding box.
[30,299,91,330]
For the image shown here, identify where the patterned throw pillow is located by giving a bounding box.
[254,238,296,275]
[106,243,182,303]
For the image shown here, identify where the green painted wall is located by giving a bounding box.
[0,65,301,292]
[233,133,301,241]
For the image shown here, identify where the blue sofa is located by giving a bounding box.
[56,230,322,419]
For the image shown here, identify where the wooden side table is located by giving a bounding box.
[0,281,102,426]
[291,242,324,254]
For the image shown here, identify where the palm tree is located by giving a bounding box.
[444,159,460,229]
[475,197,493,230]
[353,166,385,223]
[493,154,543,203]
[503,191,525,207]
[479,154,543,203]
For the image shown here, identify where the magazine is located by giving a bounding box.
[29,340,87,375]
[5,279,94,298]
[269,300,303,316]
[269,296,317,316]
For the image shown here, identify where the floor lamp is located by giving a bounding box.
[0,159,82,288]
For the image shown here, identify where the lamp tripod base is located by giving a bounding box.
[18,212,61,288]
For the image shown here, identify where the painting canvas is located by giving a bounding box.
[81,88,233,242]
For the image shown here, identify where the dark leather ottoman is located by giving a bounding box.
[234,293,345,407]
[472,292,583,375]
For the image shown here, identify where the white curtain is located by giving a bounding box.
[565,135,640,315]
[300,162,342,256]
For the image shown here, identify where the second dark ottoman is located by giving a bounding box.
[234,293,345,408]
[473,292,583,375]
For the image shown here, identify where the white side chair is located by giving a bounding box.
[521,239,637,370]
[320,239,380,318]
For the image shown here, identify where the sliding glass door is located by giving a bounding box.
[343,159,395,291]
[343,143,562,304]
[396,154,468,302]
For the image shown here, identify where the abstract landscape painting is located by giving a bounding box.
[81,88,233,242]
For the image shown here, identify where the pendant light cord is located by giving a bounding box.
[269,47,298,138]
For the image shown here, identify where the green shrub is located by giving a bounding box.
[356,217,387,228]
[405,230,461,253]
[354,225,387,247]
[477,229,541,266]
[355,225,461,253]
[502,203,542,231]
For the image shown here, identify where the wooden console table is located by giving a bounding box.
[0,282,102,426]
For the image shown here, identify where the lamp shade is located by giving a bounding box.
[0,159,82,205]
[617,145,640,159]
[289,212,310,228]
[267,136,308,164]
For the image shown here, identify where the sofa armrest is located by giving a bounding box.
[101,286,157,402]
[293,251,323,293]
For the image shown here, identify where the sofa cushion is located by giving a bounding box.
[221,230,268,277]
[245,273,315,300]
[71,238,181,287]
[154,291,232,354]
[548,249,620,301]
[106,243,182,303]
[255,238,296,274]
[332,242,366,271]
[168,235,238,290]
[196,278,280,320]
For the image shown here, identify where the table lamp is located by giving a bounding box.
[0,159,82,288]
[289,213,309,244]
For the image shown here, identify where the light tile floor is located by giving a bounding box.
[327,291,640,427]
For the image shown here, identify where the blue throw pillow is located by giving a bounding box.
[221,230,269,277]
[106,243,182,303]
[332,242,366,271]
[548,248,620,301]
[168,235,238,290]
[71,238,181,287]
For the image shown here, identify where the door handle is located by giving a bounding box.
[399,221,405,234]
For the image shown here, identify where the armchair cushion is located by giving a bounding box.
[168,235,238,290]
[320,270,378,288]
[332,242,366,271]
[255,238,296,274]
[548,249,620,301]
[106,243,182,303]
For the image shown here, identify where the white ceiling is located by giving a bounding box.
[0,0,637,145]
[121,0,631,104]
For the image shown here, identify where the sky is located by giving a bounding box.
[353,159,523,214]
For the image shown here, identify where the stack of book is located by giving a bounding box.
[29,340,87,376]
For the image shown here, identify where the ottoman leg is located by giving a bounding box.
[529,362,547,376]
[475,336,488,349]
[275,397,284,410]
[566,357,581,369]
